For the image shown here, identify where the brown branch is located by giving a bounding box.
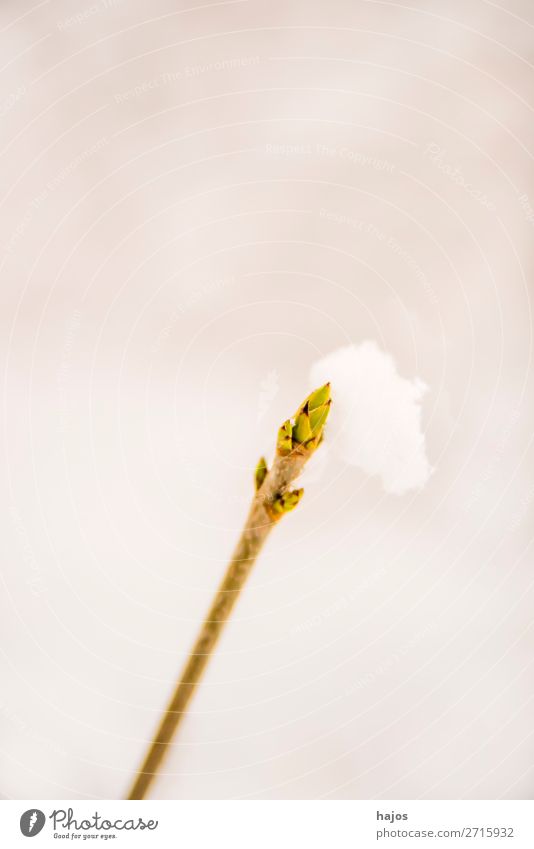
[127,446,310,800]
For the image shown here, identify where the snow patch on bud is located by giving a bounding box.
[310,342,432,495]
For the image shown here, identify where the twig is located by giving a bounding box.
[127,384,330,800]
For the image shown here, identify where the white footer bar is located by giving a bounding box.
[1,800,533,847]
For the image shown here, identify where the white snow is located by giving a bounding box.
[310,342,432,495]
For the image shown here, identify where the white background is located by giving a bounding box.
[0,0,533,799]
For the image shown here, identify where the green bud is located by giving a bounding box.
[271,488,304,516]
[307,383,331,411]
[309,398,331,433]
[254,456,268,491]
[292,384,331,446]
[277,419,293,455]
[283,488,304,512]
[292,403,312,444]
[276,384,331,456]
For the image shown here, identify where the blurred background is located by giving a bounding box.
[0,0,533,800]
